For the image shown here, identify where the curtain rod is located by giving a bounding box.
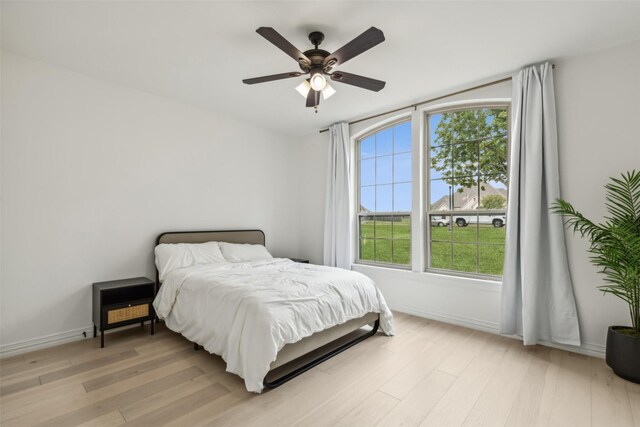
[318,64,555,134]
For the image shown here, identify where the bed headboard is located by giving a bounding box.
[154,229,265,286]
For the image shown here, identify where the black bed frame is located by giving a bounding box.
[155,229,380,390]
[193,318,380,388]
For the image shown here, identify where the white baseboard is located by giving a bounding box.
[391,303,606,359]
[1,326,95,359]
[1,323,158,359]
[391,302,500,334]
[537,340,606,359]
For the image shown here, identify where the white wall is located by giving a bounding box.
[0,51,301,355]
[554,41,640,353]
[298,41,640,357]
[296,131,328,265]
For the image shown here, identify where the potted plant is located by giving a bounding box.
[552,170,639,384]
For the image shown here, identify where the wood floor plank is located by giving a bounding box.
[82,348,193,392]
[547,351,591,427]
[39,349,139,385]
[0,383,88,424]
[65,338,152,365]
[382,319,446,358]
[205,368,334,427]
[1,344,193,416]
[437,329,491,377]
[377,369,456,427]
[504,346,562,427]
[245,347,396,427]
[6,359,198,425]
[21,326,157,366]
[379,323,467,400]
[0,376,41,397]
[0,355,26,374]
[1,359,73,385]
[381,316,431,353]
[626,380,640,426]
[118,371,230,421]
[419,357,505,427]
[163,390,245,427]
[85,359,202,404]
[0,312,630,427]
[590,357,635,427]
[76,410,126,427]
[222,334,408,427]
[336,391,399,427]
[293,347,415,427]
[49,358,203,426]
[37,366,205,427]
[461,340,532,427]
[122,382,229,425]
[1,354,66,379]
[473,334,515,363]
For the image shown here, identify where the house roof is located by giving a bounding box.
[431,182,507,211]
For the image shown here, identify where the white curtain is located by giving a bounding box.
[324,122,352,269]
[500,63,581,346]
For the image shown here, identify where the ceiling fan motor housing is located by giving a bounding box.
[298,31,335,74]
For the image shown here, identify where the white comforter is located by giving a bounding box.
[153,258,394,393]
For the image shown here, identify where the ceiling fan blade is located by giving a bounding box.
[330,71,386,92]
[306,89,320,108]
[242,72,304,85]
[324,27,385,67]
[256,27,310,66]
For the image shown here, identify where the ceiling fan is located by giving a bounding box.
[242,27,386,112]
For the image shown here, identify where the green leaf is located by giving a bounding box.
[552,170,640,332]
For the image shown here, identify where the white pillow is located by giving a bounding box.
[219,242,273,263]
[155,242,226,282]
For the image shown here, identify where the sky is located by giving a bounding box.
[360,111,507,213]
[360,120,411,212]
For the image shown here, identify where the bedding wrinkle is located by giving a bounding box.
[154,258,394,392]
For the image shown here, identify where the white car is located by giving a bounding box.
[454,215,506,228]
[431,216,450,227]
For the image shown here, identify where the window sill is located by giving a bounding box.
[351,263,502,293]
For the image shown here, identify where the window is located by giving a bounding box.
[353,103,509,278]
[427,107,508,277]
[357,120,412,266]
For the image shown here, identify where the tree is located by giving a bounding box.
[480,194,506,209]
[430,109,508,191]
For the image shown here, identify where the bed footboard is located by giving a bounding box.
[263,315,380,389]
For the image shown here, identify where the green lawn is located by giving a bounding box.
[359,218,505,276]
[359,217,411,265]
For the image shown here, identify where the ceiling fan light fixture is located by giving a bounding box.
[322,83,336,100]
[295,80,311,98]
[309,70,327,91]
[243,27,386,110]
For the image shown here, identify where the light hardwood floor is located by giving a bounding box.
[1,312,638,427]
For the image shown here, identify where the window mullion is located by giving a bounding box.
[411,108,424,272]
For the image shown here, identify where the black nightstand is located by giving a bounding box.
[288,258,310,264]
[92,277,155,348]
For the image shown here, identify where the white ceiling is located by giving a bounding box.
[3,1,640,137]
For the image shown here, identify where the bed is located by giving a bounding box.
[152,229,394,393]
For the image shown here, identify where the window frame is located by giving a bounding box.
[424,102,511,280]
[355,116,413,269]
